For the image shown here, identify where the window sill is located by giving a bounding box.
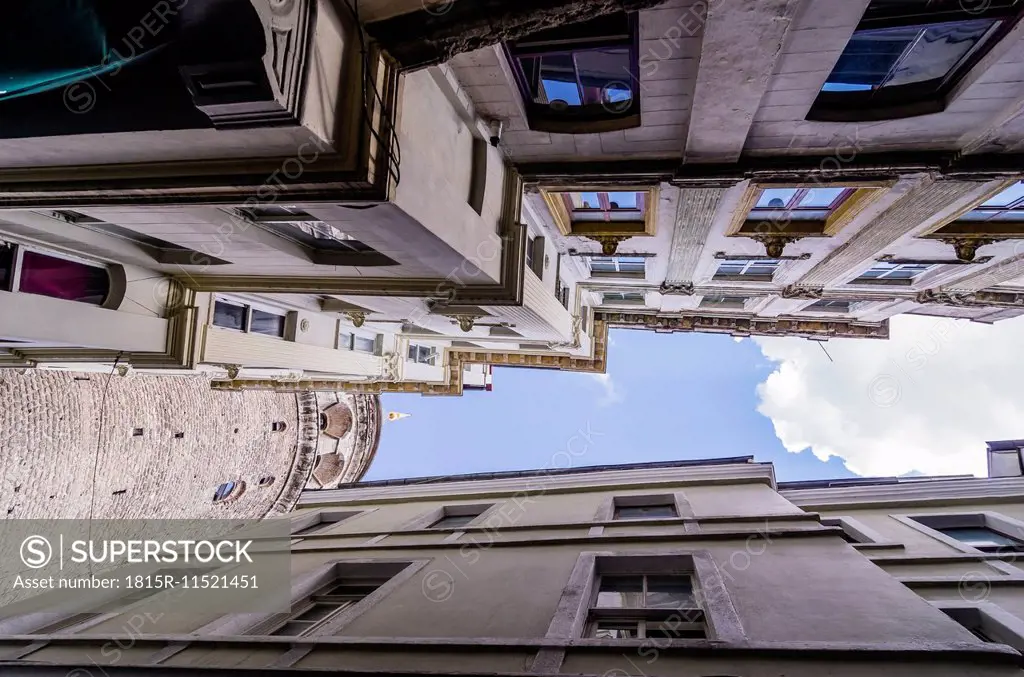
[712,274,774,283]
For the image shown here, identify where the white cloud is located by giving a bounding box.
[753,314,1024,478]
[588,372,624,407]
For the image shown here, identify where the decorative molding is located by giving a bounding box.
[453,315,483,332]
[915,289,978,306]
[781,286,825,300]
[664,187,728,284]
[363,0,670,71]
[598,312,889,340]
[568,250,656,258]
[749,233,804,258]
[716,251,811,261]
[877,254,994,266]
[940,237,1002,262]
[344,311,367,328]
[659,282,695,296]
[584,234,632,256]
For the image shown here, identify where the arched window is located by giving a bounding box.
[1,246,110,305]
[258,476,276,487]
[271,421,287,432]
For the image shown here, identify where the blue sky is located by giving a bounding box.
[372,329,858,483]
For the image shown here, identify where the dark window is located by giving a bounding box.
[269,579,388,636]
[808,1,1023,121]
[244,208,397,267]
[699,295,748,309]
[614,504,677,520]
[0,244,15,292]
[505,13,640,133]
[602,291,645,304]
[940,527,1023,551]
[271,421,287,432]
[250,309,286,337]
[213,300,247,330]
[18,250,109,305]
[258,476,275,487]
[959,180,1024,221]
[431,513,479,529]
[806,299,853,312]
[293,511,360,536]
[589,574,705,639]
[526,236,537,272]
[213,482,237,502]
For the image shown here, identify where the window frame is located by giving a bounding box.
[212,297,287,338]
[407,343,440,366]
[699,295,748,310]
[850,262,935,286]
[545,551,745,644]
[807,0,1024,122]
[589,255,647,279]
[958,180,1024,222]
[291,510,367,536]
[713,258,783,282]
[601,291,646,305]
[398,504,498,531]
[897,512,1024,554]
[240,207,398,267]
[804,299,855,313]
[503,12,642,134]
[0,242,115,307]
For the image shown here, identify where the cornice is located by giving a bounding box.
[597,311,889,340]
[782,476,1024,510]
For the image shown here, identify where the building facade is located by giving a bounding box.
[3,446,1024,675]
[0,370,381,519]
[1,0,1024,396]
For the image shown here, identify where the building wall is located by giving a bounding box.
[4,461,1022,675]
[0,371,380,520]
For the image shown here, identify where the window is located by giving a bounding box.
[602,291,645,305]
[212,299,286,337]
[808,1,1022,121]
[589,256,646,277]
[258,476,275,487]
[907,513,1024,553]
[269,578,389,636]
[293,511,361,536]
[940,605,1024,648]
[59,213,230,266]
[959,181,1024,222]
[428,505,492,529]
[340,331,379,354]
[0,245,110,305]
[805,299,853,313]
[588,574,705,639]
[699,295,747,310]
[271,421,287,432]
[213,481,245,503]
[566,192,646,224]
[852,262,933,284]
[714,259,782,281]
[526,236,537,272]
[748,187,855,222]
[505,13,640,133]
[558,283,570,309]
[939,527,1023,552]
[614,504,676,520]
[242,207,397,267]
[408,344,438,366]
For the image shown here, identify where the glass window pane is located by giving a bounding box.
[825,25,921,88]
[647,624,705,639]
[572,192,603,209]
[941,527,1020,547]
[646,576,695,609]
[272,621,313,636]
[18,251,109,305]
[593,622,638,639]
[596,576,644,608]
[432,514,477,529]
[339,332,354,350]
[353,336,376,353]
[886,19,997,88]
[294,604,336,622]
[574,48,633,106]
[214,301,247,330]
[981,181,1024,208]
[615,505,676,519]
[799,187,847,208]
[756,188,798,209]
[538,53,581,106]
[607,192,638,209]
[250,310,285,337]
